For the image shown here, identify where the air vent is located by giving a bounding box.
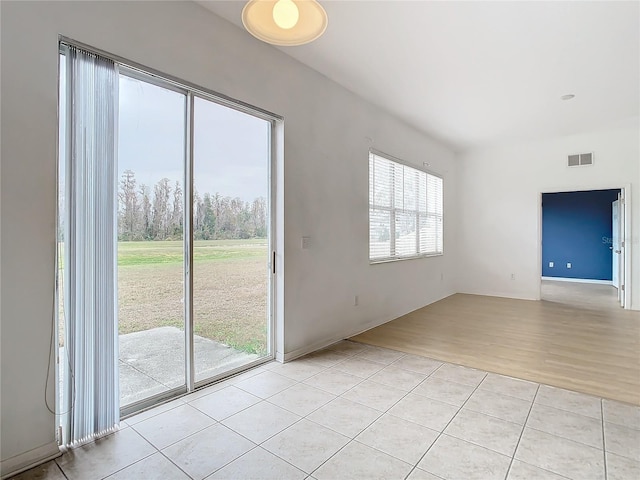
[568,152,593,167]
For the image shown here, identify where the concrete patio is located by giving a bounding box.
[119,326,260,405]
[59,326,260,407]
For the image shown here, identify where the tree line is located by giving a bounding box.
[118,170,267,241]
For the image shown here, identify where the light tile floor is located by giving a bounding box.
[11,341,640,480]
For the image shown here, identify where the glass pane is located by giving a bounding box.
[418,171,427,213]
[117,75,187,406]
[372,156,392,208]
[404,167,418,212]
[193,96,271,383]
[427,174,441,215]
[419,215,437,254]
[395,212,417,257]
[393,162,404,209]
[370,209,391,259]
[435,176,444,215]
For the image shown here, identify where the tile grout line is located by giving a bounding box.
[54,344,626,480]
[57,426,159,480]
[152,405,310,479]
[146,358,607,480]
[250,350,373,420]
[202,443,308,479]
[157,450,195,479]
[129,417,216,454]
[511,459,574,480]
[402,368,489,479]
[122,365,270,426]
[304,354,446,477]
[331,357,444,414]
[213,356,357,476]
[201,348,366,477]
[306,352,405,403]
[502,383,540,480]
[54,458,70,480]
[124,400,186,427]
[98,450,158,479]
[281,353,411,476]
[57,348,388,479]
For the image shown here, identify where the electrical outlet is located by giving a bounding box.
[354,295,359,306]
[301,236,311,249]
[440,272,444,281]
[511,273,515,280]
[549,261,554,268]
[566,263,572,269]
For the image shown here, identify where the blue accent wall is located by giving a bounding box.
[542,189,620,280]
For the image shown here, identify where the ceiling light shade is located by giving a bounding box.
[242,0,328,46]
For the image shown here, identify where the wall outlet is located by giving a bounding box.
[566,263,572,269]
[354,295,359,306]
[549,261,554,268]
[301,236,311,249]
[440,272,444,281]
[510,273,515,280]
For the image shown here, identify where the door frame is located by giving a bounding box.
[537,183,631,309]
[59,36,285,419]
[612,196,622,303]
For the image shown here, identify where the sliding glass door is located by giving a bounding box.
[192,97,271,383]
[58,43,276,417]
[117,75,187,407]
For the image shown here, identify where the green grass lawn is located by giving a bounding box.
[119,239,269,355]
[60,239,270,356]
[118,238,268,266]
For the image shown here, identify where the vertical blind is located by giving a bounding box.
[61,44,120,445]
[369,151,443,261]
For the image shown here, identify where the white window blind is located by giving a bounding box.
[61,44,120,446]
[369,151,443,262]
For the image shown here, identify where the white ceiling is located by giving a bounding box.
[199,1,639,152]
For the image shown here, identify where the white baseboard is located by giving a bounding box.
[282,295,455,362]
[542,277,613,285]
[281,316,405,362]
[458,290,538,302]
[1,441,61,480]
[276,292,455,363]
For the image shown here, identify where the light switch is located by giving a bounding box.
[549,262,554,267]
[302,236,311,249]
[567,262,572,269]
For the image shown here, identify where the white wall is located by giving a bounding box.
[0,1,457,473]
[457,124,639,309]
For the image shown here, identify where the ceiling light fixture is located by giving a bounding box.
[560,94,575,101]
[242,0,328,46]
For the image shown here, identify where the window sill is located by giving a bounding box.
[369,252,443,265]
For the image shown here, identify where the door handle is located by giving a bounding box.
[614,250,621,254]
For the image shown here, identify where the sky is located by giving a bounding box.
[59,55,269,204]
[118,74,269,203]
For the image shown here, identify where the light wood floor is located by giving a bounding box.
[352,281,640,405]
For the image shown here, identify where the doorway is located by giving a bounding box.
[58,45,279,419]
[539,187,628,309]
[612,192,625,306]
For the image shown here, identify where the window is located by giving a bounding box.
[369,150,443,262]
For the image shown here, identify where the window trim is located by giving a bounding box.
[369,149,444,264]
[59,36,282,123]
